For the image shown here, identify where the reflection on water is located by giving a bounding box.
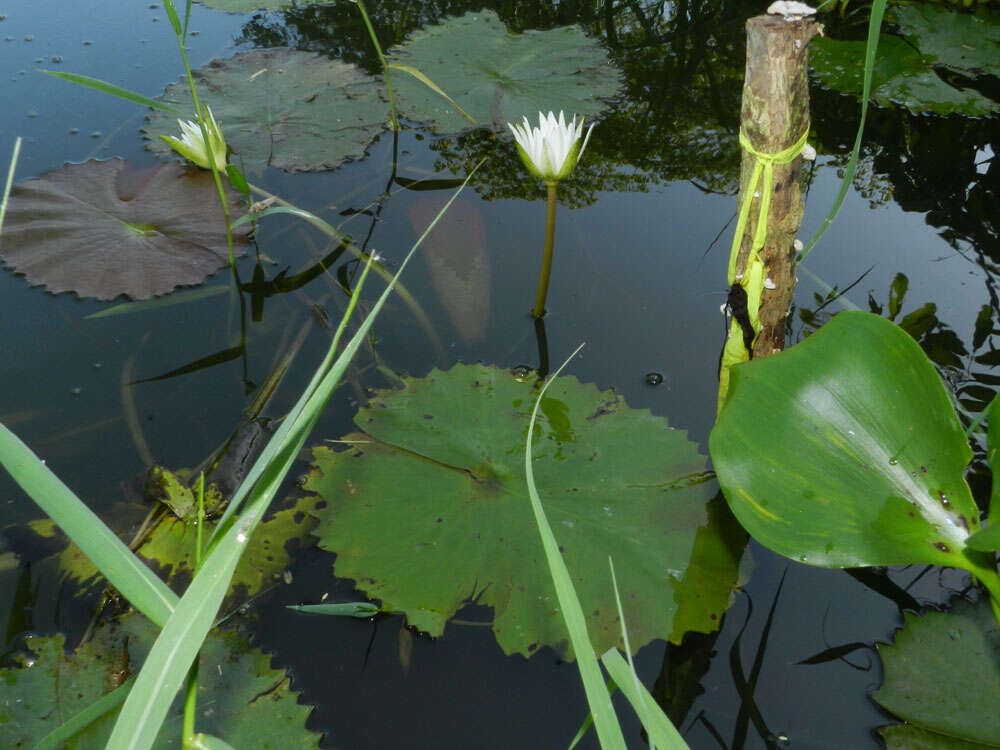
[0,0,997,747]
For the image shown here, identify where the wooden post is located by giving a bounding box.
[733,13,821,358]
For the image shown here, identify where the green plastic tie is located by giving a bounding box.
[726,127,810,287]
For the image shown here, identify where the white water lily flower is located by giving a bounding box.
[159,105,228,172]
[508,111,594,182]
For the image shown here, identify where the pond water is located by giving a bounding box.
[0,1,997,748]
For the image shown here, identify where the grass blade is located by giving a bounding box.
[86,285,230,319]
[388,63,477,125]
[601,649,689,750]
[0,136,22,234]
[37,70,183,114]
[797,0,887,263]
[286,602,381,617]
[525,343,627,750]
[0,424,178,627]
[34,677,135,750]
[106,166,481,749]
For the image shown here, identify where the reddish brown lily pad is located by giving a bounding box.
[0,159,249,300]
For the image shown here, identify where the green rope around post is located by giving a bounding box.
[717,127,809,417]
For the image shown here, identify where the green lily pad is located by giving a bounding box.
[144,49,386,173]
[387,11,622,134]
[304,363,717,659]
[874,597,1000,747]
[810,36,1000,117]
[0,615,320,748]
[711,312,989,572]
[31,494,318,602]
[0,159,249,300]
[891,5,1000,77]
[195,0,322,11]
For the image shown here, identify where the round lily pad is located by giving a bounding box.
[0,159,249,301]
[387,11,623,134]
[890,5,1000,78]
[875,597,1000,747]
[0,615,320,748]
[810,36,1000,117]
[195,0,322,11]
[144,48,386,173]
[304,363,716,659]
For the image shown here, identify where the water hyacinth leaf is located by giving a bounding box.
[874,597,1000,746]
[890,5,1000,77]
[387,11,622,134]
[810,36,1000,117]
[305,363,715,659]
[0,159,249,300]
[710,312,989,573]
[144,49,386,173]
[0,616,320,748]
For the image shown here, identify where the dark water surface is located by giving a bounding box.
[1,1,996,748]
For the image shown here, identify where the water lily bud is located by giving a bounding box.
[158,105,228,172]
[507,110,594,182]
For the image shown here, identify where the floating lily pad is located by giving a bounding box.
[304,364,716,659]
[387,11,622,134]
[810,36,1000,117]
[874,597,1000,747]
[30,493,318,602]
[144,49,386,173]
[0,615,320,747]
[0,159,249,300]
[195,0,322,11]
[891,5,1000,77]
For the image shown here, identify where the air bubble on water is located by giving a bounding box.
[90,131,102,138]
[83,40,93,46]
[70,386,82,395]
[24,35,33,42]
[27,111,36,118]
[69,128,79,134]
[645,372,664,386]
[51,55,62,63]
[92,361,102,368]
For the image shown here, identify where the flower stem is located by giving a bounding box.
[532,181,559,318]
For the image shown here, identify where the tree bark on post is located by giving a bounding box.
[733,13,821,358]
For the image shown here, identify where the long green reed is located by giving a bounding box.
[524,349,689,750]
[103,165,480,748]
[798,0,887,263]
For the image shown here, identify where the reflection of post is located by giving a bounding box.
[735,11,821,358]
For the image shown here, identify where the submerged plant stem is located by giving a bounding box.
[532,181,559,318]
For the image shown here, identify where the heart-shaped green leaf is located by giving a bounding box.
[710,312,989,574]
[304,363,723,658]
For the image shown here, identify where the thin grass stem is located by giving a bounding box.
[355,0,399,131]
[0,136,22,234]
